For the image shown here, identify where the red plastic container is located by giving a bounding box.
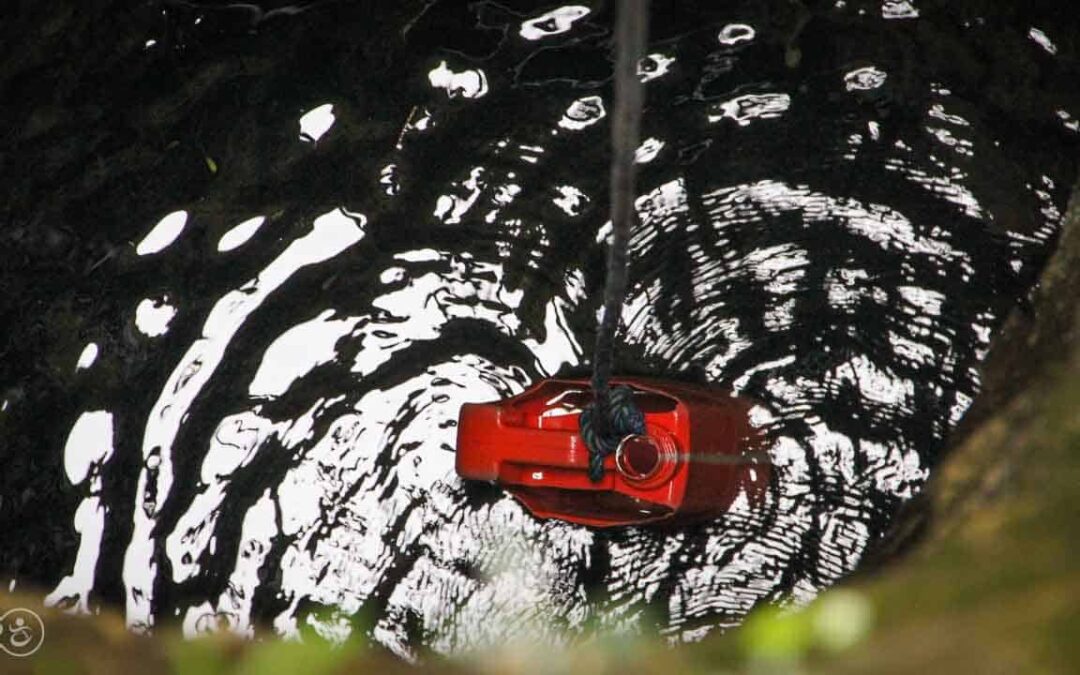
[455,378,770,527]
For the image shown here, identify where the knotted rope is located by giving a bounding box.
[579,0,649,482]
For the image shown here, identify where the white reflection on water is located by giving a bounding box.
[558,96,605,130]
[75,342,99,371]
[1028,27,1058,55]
[249,310,362,398]
[46,411,114,613]
[519,5,591,41]
[217,216,266,253]
[718,23,756,46]
[135,296,177,338]
[708,93,792,126]
[136,210,188,256]
[638,53,675,83]
[553,185,589,216]
[1058,109,1080,133]
[428,62,489,100]
[123,208,366,629]
[299,104,335,143]
[844,66,887,91]
[881,0,919,20]
[635,137,665,164]
[435,167,486,224]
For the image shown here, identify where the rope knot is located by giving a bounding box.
[578,385,646,482]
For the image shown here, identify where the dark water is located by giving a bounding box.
[2,0,1078,658]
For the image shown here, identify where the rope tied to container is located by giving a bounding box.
[579,0,649,482]
[580,385,647,481]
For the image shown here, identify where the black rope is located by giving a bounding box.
[580,385,646,481]
[580,0,649,482]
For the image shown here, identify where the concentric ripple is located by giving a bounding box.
[30,1,1076,660]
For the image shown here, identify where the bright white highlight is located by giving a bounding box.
[63,411,115,485]
[638,53,675,82]
[428,62,489,99]
[718,23,756,46]
[135,297,177,338]
[299,103,336,142]
[635,137,665,163]
[708,93,791,125]
[46,410,115,613]
[76,342,99,371]
[882,0,919,19]
[558,96,606,130]
[844,66,887,91]
[553,185,589,216]
[136,210,188,256]
[249,310,362,398]
[218,216,266,252]
[122,207,365,628]
[1028,27,1058,55]
[519,6,590,40]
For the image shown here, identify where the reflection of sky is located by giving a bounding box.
[217,216,266,252]
[135,210,187,256]
[41,1,1071,658]
[299,104,335,142]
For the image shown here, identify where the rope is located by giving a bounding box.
[580,0,649,482]
[580,385,647,481]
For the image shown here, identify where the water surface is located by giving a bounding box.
[2,0,1078,658]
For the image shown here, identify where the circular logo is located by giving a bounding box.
[0,608,45,657]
